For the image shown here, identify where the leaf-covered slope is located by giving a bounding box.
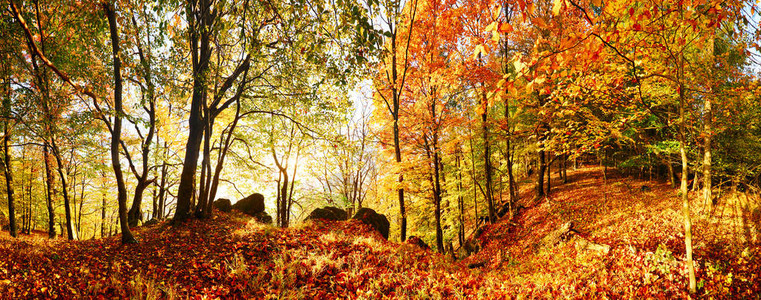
[461,167,760,298]
[0,167,759,298]
[0,212,490,298]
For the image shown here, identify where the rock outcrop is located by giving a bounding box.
[213,198,232,213]
[232,193,265,216]
[305,206,348,221]
[351,208,390,240]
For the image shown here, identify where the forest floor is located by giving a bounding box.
[0,167,760,299]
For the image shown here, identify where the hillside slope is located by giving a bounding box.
[0,167,759,298]
[462,167,760,298]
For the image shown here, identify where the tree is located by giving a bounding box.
[372,0,420,241]
[10,0,138,243]
[104,1,137,244]
[0,20,18,237]
[559,0,750,292]
[123,2,162,227]
[173,0,220,222]
[312,103,376,214]
[455,0,504,222]
[401,0,461,252]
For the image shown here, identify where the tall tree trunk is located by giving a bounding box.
[468,133,480,225]
[480,84,496,223]
[128,181,150,226]
[536,149,546,198]
[389,26,405,237]
[43,145,56,238]
[77,175,84,236]
[22,0,54,239]
[205,101,241,215]
[104,2,136,244]
[2,73,17,237]
[127,12,157,225]
[286,145,301,227]
[19,148,26,235]
[433,149,444,253]
[101,192,106,238]
[394,117,405,241]
[71,170,78,235]
[29,44,55,238]
[151,183,158,220]
[692,164,700,192]
[506,147,517,216]
[678,62,696,294]
[422,103,445,253]
[25,149,33,234]
[379,1,420,241]
[279,172,289,227]
[158,160,167,219]
[546,153,553,197]
[456,150,465,248]
[275,178,281,226]
[50,141,75,240]
[273,142,291,228]
[703,62,714,211]
[175,0,213,222]
[501,0,517,218]
[195,116,212,218]
[504,134,517,217]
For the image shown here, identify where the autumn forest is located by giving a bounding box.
[1,0,761,298]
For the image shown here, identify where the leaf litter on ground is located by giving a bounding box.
[0,167,759,298]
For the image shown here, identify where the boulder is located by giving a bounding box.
[232,193,265,216]
[252,211,273,224]
[213,198,232,213]
[406,236,429,250]
[305,206,348,221]
[351,208,390,240]
[324,206,348,220]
